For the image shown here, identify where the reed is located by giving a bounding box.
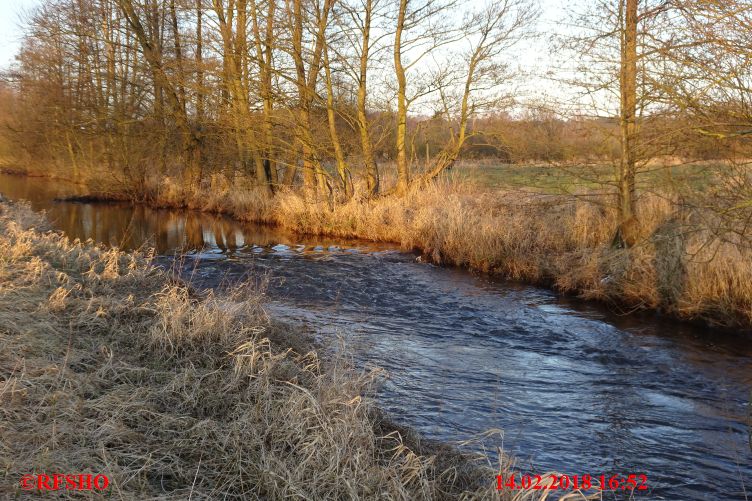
[2,200,549,499]
[136,176,752,329]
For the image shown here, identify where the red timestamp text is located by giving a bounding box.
[496,473,649,492]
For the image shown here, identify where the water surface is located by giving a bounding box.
[2,172,751,500]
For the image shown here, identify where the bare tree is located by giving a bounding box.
[250,0,279,186]
[615,0,639,247]
[116,0,203,189]
[556,0,685,247]
[418,0,537,185]
[285,0,335,196]
[322,41,351,196]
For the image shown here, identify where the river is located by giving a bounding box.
[1,172,751,500]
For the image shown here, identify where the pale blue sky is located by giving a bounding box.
[0,0,570,68]
[0,0,40,67]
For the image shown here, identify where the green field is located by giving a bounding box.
[447,161,723,194]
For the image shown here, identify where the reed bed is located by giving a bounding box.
[137,176,752,330]
[1,200,579,500]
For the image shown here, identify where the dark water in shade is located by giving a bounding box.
[2,172,751,500]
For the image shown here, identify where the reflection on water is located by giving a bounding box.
[2,173,752,500]
[0,173,393,254]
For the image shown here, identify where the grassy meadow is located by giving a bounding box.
[447,160,723,194]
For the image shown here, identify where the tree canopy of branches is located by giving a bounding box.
[2,0,536,200]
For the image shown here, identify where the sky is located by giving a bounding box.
[0,0,572,67]
[0,0,40,68]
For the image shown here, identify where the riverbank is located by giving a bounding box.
[84,172,752,330]
[0,200,516,499]
[4,168,752,330]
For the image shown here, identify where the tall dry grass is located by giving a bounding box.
[1,200,603,500]
[135,175,752,330]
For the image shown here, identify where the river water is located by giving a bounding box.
[2,173,751,500]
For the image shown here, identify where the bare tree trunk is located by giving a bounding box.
[289,0,316,192]
[213,0,271,190]
[420,60,475,184]
[616,0,639,247]
[357,0,379,196]
[250,0,278,187]
[288,0,333,197]
[103,0,117,113]
[148,0,164,120]
[117,0,202,189]
[237,0,270,187]
[394,0,409,195]
[121,17,133,113]
[323,44,350,197]
[102,0,118,173]
[170,0,186,114]
[283,146,298,185]
[195,0,204,121]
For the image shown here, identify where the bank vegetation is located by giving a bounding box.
[1,0,752,329]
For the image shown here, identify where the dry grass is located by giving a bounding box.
[1,200,600,500]
[131,175,752,330]
[25,162,752,327]
[0,202,594,500]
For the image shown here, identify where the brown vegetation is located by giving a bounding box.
[2,0,752,330]
[130,177,752,329]
[1,200,539,499]
[0,0,539,198]
[3,0,752,495]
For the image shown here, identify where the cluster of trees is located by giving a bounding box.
[1,0,752,244]
[0,0,536,199]
[561,0,752,244]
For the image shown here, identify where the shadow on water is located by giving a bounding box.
[2,173,751,500]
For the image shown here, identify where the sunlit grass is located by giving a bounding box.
[1,200,543,500]
[141,177,752,329]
